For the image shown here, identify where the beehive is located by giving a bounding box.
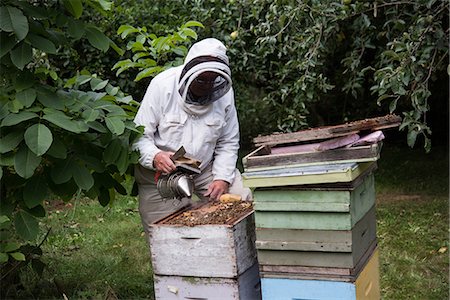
[261,249,380,300]
[154,263,261,300]
[149,202,257,278]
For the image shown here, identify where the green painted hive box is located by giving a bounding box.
[253,173,375,230]
[256,207,377,271]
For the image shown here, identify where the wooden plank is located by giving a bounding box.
[351,173,376,224]
[253,114,401,147]
[149,209,257,278]
[270,133,361,154]
[254,187,351,203]
[259,245,378,285]
[259,242,377,279]
[261,277,357,300]
[256,228,353,252]
[257,239,376,269]
[258,249,356,268]
[154,263,261,300]
[253,173,376,214]
[355,248,380,300]
[260,249,380,299]
[253,175,375,230]
[255,201,350,212]
[243,142,382,171]
[254,170,371,191]
[255,210,352,230]
[242,162,376,188]
[255,206,376,253]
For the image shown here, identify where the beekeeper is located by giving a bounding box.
[133,38,252,233]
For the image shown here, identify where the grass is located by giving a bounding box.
[375,142,449,300]
[10,143,450,299]
[17,196,154,299]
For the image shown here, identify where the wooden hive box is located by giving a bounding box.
[149,202,257,278]
[154,263,261,300]
[261,248,380,300]
[256,206,377,273]
[243,142,382,172]
[253,173,376,230]
[242,161,376,189]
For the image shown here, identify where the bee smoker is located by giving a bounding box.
[155,146,201,201]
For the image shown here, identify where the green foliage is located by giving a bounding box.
[104,0,448,150]
[113,21,204,81]
[228,0,448,150]
[0,0,142,291]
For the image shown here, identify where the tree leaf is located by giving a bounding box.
[46,138,67,159]
[105,116,125,135]
[24,124,53,156]
[10,252,26,261]
[4,242,20,252]
[36,88,65,110]
[81,107,99,122]
[135,66,162,81]
[32,259,46,275]
[50,158,74,184]
[0,32,18,58]
[0,131,23,154]
[0,153,15,167]
[0,6,29,40]
[14,71,34,91]
[87,121,107,133]
[23,176,48,209]
[103,139,122,164]
[1,111,38,127]
[72,162,94,190]
[26,33,57,54]
[109,40,124,56]
[10,42,32,70]
[90,78,108,91]
[85,26,109,52]
[181,27,198,39]
[16,88,36,108]
[183,21,204,28]
[26,205,46,218]
[67,18,85,40]
[79,155,105,173]
[116,147,129,174]
[407,130,418,148]
[43,109,81,133]
[96,0,113,11]
[98,187,110,207]
[50,180,77,201]
[14,210,39,241]
[62,0,83,19]
[0,253,8,263]
[14,145,41,179]
[117,25,139,38]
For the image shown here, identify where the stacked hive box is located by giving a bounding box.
[149,203,262,300]
[242,129,391,299]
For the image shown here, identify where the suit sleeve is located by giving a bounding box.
[211,92,240,183]
[132,81,162,170]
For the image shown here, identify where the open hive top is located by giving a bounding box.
[161,200,253,226]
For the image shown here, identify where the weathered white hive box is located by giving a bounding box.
[154,263,261,300]
[149,204,257,278]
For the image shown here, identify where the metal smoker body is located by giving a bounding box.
[155,146,201,201]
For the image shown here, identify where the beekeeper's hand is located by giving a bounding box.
[154,151,176,174]
[204,180,230,201]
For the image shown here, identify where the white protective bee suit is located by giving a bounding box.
[133,38,252,233]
